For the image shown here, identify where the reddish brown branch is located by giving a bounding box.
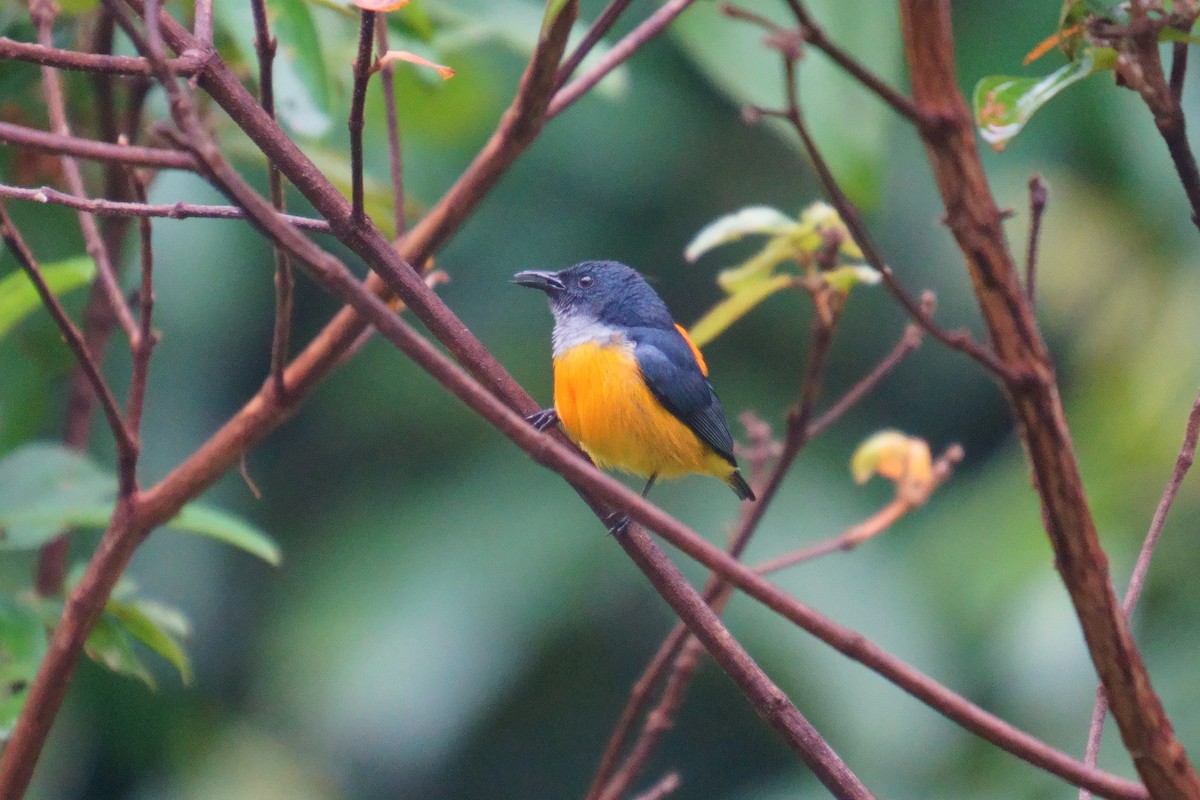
[250,0,295,396]
[374,21,405,236]
[0,182,331,229]
[348,10,376,223]
[1025,175,1048,306]
[32,0,140,344]
[1080,390,1200,800]
[899,2,1200,796]
[554,0,634,89]
[0,35,203,76]
[548,0,698,118]
[0,202,137,481]
[0,120,197,170]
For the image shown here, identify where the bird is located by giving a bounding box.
[514,260,755,531]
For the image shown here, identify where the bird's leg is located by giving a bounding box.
[641,473,658,498]
[526,408,559,431]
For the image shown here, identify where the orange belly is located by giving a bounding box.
[553,341,734,481]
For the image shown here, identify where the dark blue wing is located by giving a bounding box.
[630,327,737,465]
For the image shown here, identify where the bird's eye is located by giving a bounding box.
[578,275,594,288]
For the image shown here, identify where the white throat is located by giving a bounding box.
[550,311,624,357]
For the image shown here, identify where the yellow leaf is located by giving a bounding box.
[851,430,933,487]
[715,237,797,294]
[688,274,793,348]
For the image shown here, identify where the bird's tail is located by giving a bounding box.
[727,469,756,502]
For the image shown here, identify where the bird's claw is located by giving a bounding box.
[604,511,631,536]
[526,408,559,432]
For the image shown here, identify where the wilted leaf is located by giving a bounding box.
[0,596,46,739]
[352,0,411,10]
[684,206,796,263]
[851,430,932,487]
[378,49,455,79]
[688,273,792,348]
[0,256,96,340]
[106,598,193,685]
[974,47,1116,152]
[85,614,155,690]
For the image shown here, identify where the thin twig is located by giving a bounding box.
[727,0,926,126]
[554,0,634,89]
[349,10,376,223]
[374,21,405,236]
[31,0,140,343]
[629,772,681,800]
[1024,175,1048,306]
[0,201,137,476]
[251,0,295,395]
[124,170,157,437]
[0,120,197,170]
[192,0,213,46]
[548,0,698,118]
[1079,390,1200,800]
[753,445,963,574]
[0,35,203,76]
[0,182,332,229]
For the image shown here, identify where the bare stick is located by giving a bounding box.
[1024,175,1048,306]
[0,182,331,230]
[630,772,681,800]
[0,35,203,76]
[192,0,213,45]
[0,120,196,170]
[900,1,1200,795]
[554,0,634,88]
[374,21,405,236]
[1079,390,1200,800]
[753,445,963,574]
[31,0,140,343]
[124,171,157,436]
[349,10,376,223]
[548,0,697,118]
[251,0,295,395]
[0,202,137,481]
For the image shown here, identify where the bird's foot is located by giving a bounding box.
[603,511,631,536]
[526,408,559,432]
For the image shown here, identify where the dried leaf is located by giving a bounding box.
[851,430,933,487]
[377,50,455,80]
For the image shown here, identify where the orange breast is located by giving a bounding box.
[553,341,734,481]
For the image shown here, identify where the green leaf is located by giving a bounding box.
[688,273,793,348]
[0,443,116,550]
[0,444,280,563]
[0,257,96,341]
[974,47,1116,152]
[684,206,796,263]
[0,595,47,740]
[106,598,193,685]
[165,504,282,566]
[85,614,155,690]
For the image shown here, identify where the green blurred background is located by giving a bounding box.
[3,0,1200,797]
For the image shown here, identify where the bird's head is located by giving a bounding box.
[513,260,672,331]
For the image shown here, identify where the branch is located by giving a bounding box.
[250,0,295,395]
[0,35,203,76]
[374,21,405,236]
[899,2,1200,796]
[554,0,634,89]
[0,201,138,483]
[32,0,140,344]
[548,0,698,118]
[1024,175,1048,306]
[348,10,376,223]
[0,182,332,230]
[0,120,197,170]
[1080,390,1200,800]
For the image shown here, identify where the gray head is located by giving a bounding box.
[513,260,674,330]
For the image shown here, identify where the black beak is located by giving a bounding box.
[512,270,565,293]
